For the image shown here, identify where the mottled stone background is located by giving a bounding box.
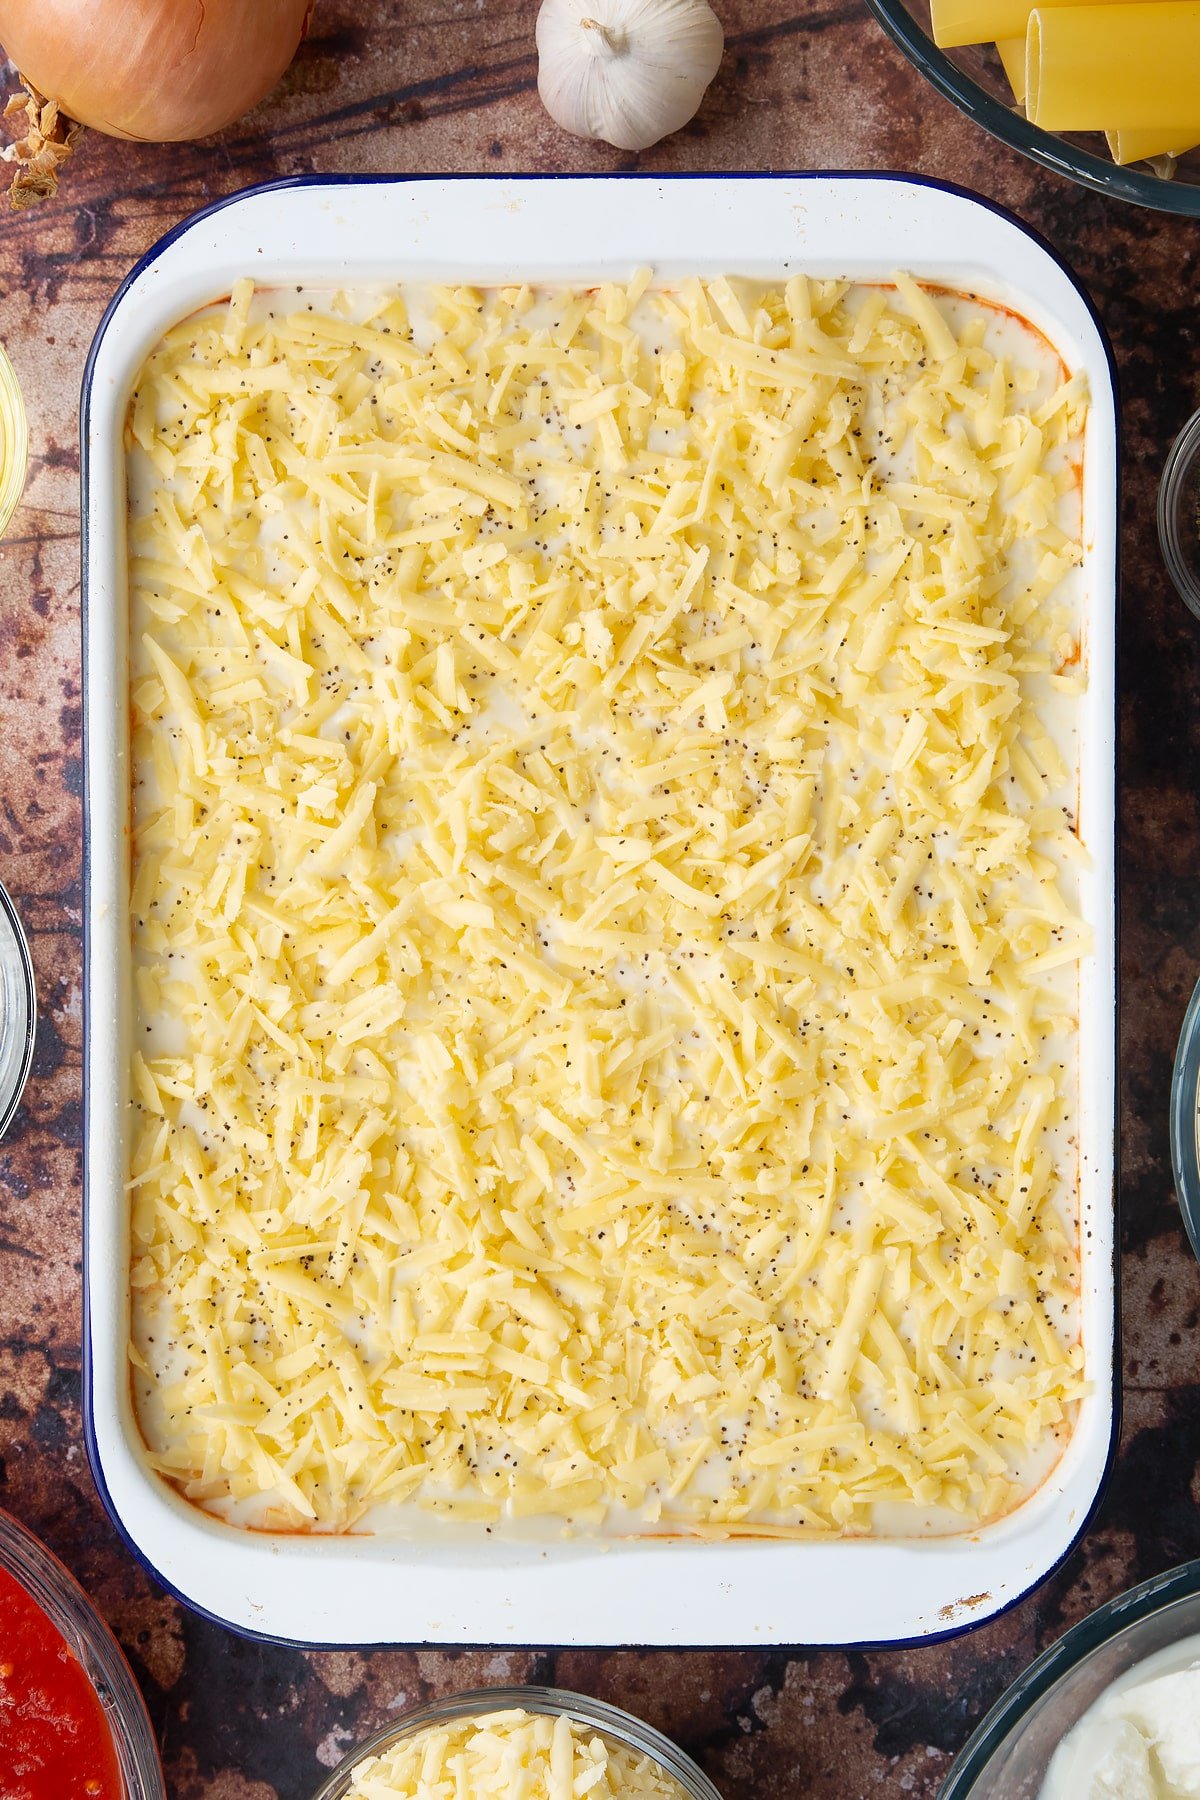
[0,4,1198,1797]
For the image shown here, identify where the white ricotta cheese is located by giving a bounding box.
[1041,1637,1200,1800]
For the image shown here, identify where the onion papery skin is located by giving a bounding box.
[0,0,315,141]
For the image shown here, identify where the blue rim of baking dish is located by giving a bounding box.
[1170,975,1200,1262]
[80,170,1122,1653]
[863,1,1200,218]
[937,1557,1200,1796]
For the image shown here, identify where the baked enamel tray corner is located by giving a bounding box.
[82,174,1118,1648]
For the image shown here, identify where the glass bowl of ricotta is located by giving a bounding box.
[310,1687,723,1800]
[940,1559,1200,1797]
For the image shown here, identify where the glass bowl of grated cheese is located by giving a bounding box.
[0,877,36,1137]
[1169,973,1200,1263]
[309,1689,723,1800]
[1158,407,1200,623]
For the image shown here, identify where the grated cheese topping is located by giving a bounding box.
[126,273,1090,1536]
[340,1710,693,1800]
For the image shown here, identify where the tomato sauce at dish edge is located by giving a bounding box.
[0,1563,123,1800]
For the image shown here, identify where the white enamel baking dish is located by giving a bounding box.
[82,174,1118,1648]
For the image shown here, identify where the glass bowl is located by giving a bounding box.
[939,1559,1200,1796]
[864,1,1200,216]
[310,1687,724,1800]
[0,1506,165,1799]
[1158,409,1200,621]
[0,339,27,536]
[0,876,36,1137]
[1170,973,1200,1262]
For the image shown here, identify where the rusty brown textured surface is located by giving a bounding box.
[0,4,1198,1797]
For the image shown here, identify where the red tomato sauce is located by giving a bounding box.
[0,1564,122,1800]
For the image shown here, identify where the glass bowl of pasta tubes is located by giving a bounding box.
[308,1689,724,1800]
[865,0,1200,215]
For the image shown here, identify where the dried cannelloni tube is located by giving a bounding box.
[1028,1,1200,131]
[930,0,1106,47]
[930,0,1200,171]
[1105,126,1200,162]
[996,35,1026,101]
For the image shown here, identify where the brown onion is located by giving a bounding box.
[0,0,315,142]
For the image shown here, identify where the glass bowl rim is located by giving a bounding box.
[308,1685,724,1800]
[0,1505,165,1800]
[1170,972,1200,1262]
[938,1557,1200,1795]
[864,0,1200,217]
[0,875,37,1138]
[0,337,26,536]
[1158,408,1200,623]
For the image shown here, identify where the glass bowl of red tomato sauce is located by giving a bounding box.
[0,1506,164,1799]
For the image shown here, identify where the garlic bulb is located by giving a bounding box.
[536,0,724,152]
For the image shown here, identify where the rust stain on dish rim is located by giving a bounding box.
[938,1593,993,1619]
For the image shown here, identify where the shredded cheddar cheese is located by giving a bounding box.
[341,1711,692,1800]
[126,273,1090,1536]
